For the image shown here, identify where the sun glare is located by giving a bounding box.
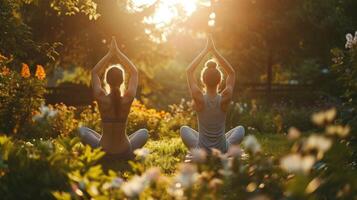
[128,0,213,42]
[128,0,204,27]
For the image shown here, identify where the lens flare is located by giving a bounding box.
[128,0,198,28]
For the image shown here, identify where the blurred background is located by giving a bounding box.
[1,0,357,108]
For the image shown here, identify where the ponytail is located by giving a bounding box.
[111,87,121,118]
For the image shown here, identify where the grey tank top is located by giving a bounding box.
[197,94,228,152]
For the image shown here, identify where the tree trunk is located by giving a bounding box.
[266,49,273,102]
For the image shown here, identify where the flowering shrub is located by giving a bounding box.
[331,31,357,162]
[77,99,195,139]
[127,100,169,138]
[0,136,105,199]
[159,99,196,138]
[331,31,357,129]
[1,106,356,199]
[78,100,173,138]
[18,98,193,140]
[0,56,47,135]
[27,104,79,139]
[79,102,102,133]
[58,108,356,200]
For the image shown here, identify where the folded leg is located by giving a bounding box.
[129,129,149,150]
[180,126,199,149]
[226,126,245,146]
[78,126,101,148]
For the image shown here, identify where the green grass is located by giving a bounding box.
[140,134,291,174]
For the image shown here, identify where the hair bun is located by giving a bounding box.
[206,60,218,69]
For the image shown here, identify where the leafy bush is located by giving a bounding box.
[0,58,46,136]
[28,104,79,139]
[0,136,104,199]
[331,31,357,130]
[0,105,356,200]
[79,99,195,139]
[227,100,314,134]
[52,109,355,200]
[127,100,169,138]
[158,99,196,138]
[142,138,187,174]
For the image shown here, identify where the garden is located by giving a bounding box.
[1,0,357,199]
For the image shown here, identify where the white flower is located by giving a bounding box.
[242,135,261,154]
[144,167,161,182]
[121,167,161,197]
[326,125,350,138]
[287,127,301,140]
[280,154,315,174]
[226,145,243,158]
[346,33,353,41]
[111,177,124,188]
[209,178,223,189]
[345,32,357,49]
[121,175,147,197]
[167,185,184,199]
[311,108,336,125]
[32,104,58,121]
[134,148,150,158]
[219,156,234,177]
[25,141,34,147]
[191,148,207,163]
[305,134,332,153]
[174,163,198,188]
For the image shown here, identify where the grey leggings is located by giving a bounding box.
[180,125,245,150]
[78,127,149,152]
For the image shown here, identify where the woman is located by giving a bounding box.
[78,37,148,160]
[180,36,245,153]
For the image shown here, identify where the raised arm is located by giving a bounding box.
[186,38,210,106]
[113,39,138,101]
[210,36,236,105]
[91,39,116,99]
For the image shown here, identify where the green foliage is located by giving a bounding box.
[0,106,356,199]
[49,0,100,20]
[331,32,357,128]
[0,0,99,66]
[57,67,92,87]
[0,60,46,135]
[143,138,187,174]
[227,100,314,134]
[331,31,357,162]
[28,104,79,139]
[158,99,196,138]
[0,0,35,60]
[79,103,102,133]
[0,136,105,199]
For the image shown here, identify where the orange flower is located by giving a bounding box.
[1,66,10,76]
[21,63,31,78]
[35,64,46,80]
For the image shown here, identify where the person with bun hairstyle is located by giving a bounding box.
[78,37,148,160]
[180,35,245,154]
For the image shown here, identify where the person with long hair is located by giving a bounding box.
[180,36,245,154]
[78,37,148,160]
